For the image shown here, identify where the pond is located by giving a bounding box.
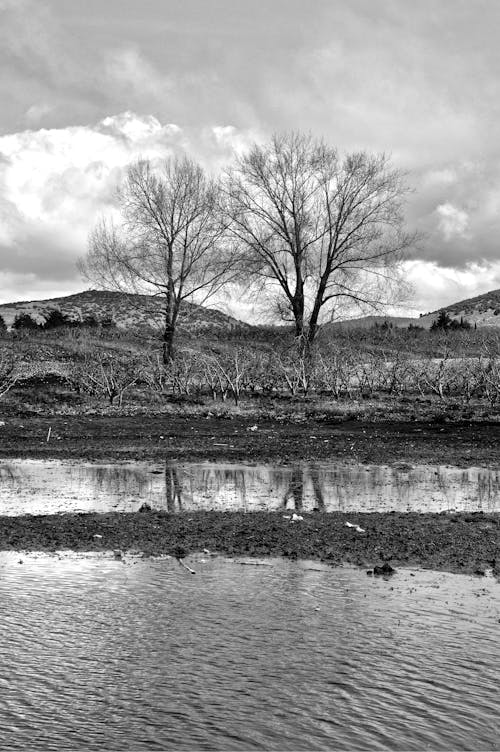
[1,458,500,515]
[0,553,498,751]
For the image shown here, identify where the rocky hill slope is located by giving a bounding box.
[0,290,249,334]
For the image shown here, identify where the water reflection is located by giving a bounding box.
[1,458,500,516]
[166,462,183,512]
[0,553,498,751]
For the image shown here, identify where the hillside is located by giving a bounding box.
[0,290,250,334]
[429,288,500,327]
[326,288,500,331]
[325,314,424,331]
[3,286,500,337]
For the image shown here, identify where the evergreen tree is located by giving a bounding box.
[43,309,73,329]
[430,310,453,331]
[12,313,40,330]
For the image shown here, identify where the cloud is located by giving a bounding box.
[0,112,257,303]
[402,156,500,271]
[25,103,53,124]
[403,260,500,316]
[104,47,171,102]
[1,107,500,315]
[435,203,470,241]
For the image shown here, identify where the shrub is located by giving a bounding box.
[12,313,40,330]
[43,309,74,329]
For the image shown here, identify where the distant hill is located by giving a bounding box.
[327,288,500,331]
[0,289,250,334]
[3,286,500,337]
[428,288,500,327]
[324,314,424,331]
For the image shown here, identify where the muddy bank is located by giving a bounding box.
[1,509,499,576]
[1,415,500,466]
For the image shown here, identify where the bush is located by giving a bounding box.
[43,309,74,329]
[12,313,40,330]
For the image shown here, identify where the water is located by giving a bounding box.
[0,553,498,751]
[2,459,500,515]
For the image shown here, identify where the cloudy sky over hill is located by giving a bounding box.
[1,0,500,317]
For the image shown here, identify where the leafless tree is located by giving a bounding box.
[212,348,248,405]
[72,351,140,406]
[225,132,415,354]
[0,349,20,399]
[81,157,235,363]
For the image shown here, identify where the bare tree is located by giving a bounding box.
[72,351,140,406]
[0,349,20,399]
[212,347,248,406]
[81,157,234,362]
[226,132,415,354]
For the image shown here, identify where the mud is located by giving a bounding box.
[0,415,500,467]
[1,415,499,574]
[1,509,499,577]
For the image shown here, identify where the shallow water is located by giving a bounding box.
[1,458,500,515]
[0,553,498,751]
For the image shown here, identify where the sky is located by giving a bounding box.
[1,0,500,318]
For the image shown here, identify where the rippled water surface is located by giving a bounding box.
[2,459,500,515]
[0,553,499,751]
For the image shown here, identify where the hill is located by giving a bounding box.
[0,289,250,334]
[3,286,500,337]
[427,288,500,327]
[326,288,500,331]
[324,314,424,331]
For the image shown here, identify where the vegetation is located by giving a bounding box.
[81,157,236,363]
[430,310,471,332]
[43,309,75,330]
[2,319,500,421]
[12,313,40,331]
[80,132,415,363]
[225,133,414,353]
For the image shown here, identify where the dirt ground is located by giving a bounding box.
[1,509,498,577]
[1,414,499,575]
[0,414,500,466]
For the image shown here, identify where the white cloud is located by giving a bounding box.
[0,112,257,304]
[403,259,500,315]
[1,108,499,316]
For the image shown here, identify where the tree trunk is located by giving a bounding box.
[162,320,175,364]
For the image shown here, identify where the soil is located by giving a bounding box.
[1,414,499,575]
[1,509,498,577]
[0,414,500,466]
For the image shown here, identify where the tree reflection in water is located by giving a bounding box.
[164,462,329,513]
[0,463,20,482]
[282,465,325,512]
[89,466,151,495]
[3,459,500,515]
[165,462,183,512]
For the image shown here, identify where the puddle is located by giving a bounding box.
[1,458,500,515]
[0,553,498,751]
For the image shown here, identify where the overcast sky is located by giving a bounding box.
[1,0,499,318]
